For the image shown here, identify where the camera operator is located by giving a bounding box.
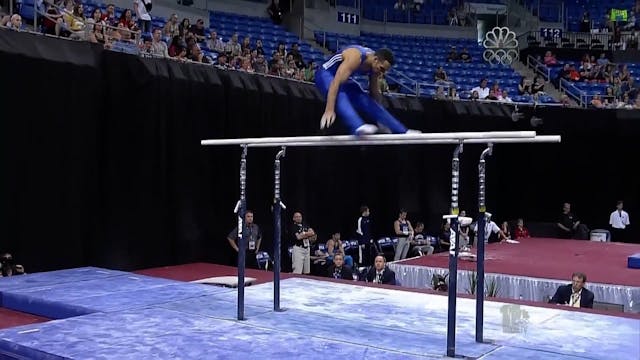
[1,253,25,277]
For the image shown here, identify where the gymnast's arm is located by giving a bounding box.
[324,48,363,114]
[369,73,383,103]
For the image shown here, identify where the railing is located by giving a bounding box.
[526,54,550,81]
[521,28,640,51]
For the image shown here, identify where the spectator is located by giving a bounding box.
[149,28,168,57]
[556,202,589,239]
[529,76,544,94]
[549,272,594,308]
[543,50,557,66]
[163,13,179,37]
[471,78,490,99]
[596,53,609,66]
[189,18,206,42]
[514,218,530,239]
[458,47,471,62]
[446,46,458,62]
[327,253,354,280]
[0,253,25,277]
[267,0,283,25]
[364,255,396,285]
[133,0,152,33]
[5,13,21,30]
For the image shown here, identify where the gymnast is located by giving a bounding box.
[316,45,419,135]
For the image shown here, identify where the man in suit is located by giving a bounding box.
[365,255,396,285]
[327,253,354,280]
[549,272,594,308]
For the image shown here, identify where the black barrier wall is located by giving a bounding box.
[0,30,638,272]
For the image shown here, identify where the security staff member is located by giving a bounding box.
[289,211,317,274]
[227,210,262,269]
[609,200,631,243]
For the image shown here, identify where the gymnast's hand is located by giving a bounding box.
[320,110,336,129]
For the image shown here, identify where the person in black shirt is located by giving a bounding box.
[557,202,588,239]
[288,211,317,274]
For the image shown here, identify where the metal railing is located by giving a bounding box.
[526,54,550,81]
[519,28,640,51]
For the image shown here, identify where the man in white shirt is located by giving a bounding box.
[472,213,506,244]
[609,200,630,242]
[471,78,490,99]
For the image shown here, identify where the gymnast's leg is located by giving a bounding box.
[347,87,411,134]
[315,69,377,135]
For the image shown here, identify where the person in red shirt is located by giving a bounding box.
[514,218,530,239]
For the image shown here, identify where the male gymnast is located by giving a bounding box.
[316,45,418,135]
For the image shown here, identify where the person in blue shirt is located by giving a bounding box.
[316,45,417,135]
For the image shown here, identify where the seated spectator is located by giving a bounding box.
[518,77,532,95]
[327,253,354,280]
[591,94,604,108]
[448,87,459,100]
[188,18,205,42]
[364,255,396,285]
[253,54,269,74]
[3,13,22,30]
[458,47,471,62]
[549,272,594,308]
[326,232,354,268]
[434,66,450,84]
[514,218,530,239]
[557,202,589,239]
[500,90,512,102]
[446,46,458,62]
[596,53,609,66]
[543,51,557,66]
[163,13,179,37]
[0,253,25,277]
[486,82,501,100]
[411,222,434,256]
[531,76,545,94]
[471,78,490,99]
[500,221,512,240]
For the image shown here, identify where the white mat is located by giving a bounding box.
[191,276,257,287]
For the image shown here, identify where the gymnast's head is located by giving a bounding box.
[371,48,395,75]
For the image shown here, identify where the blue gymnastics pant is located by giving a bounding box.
[315,69,408,135]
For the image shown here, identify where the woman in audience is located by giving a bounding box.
[514,218,530,239]
[500,221,512,240]
[118,9,139,33]
[518,77,531,95]
[543,51,557,66]
[178,18,190,37]
[531,76,545,94]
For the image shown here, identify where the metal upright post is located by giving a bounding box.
[476,143,493,342]
[235,145,248,321]
[446,141,463,358]
[273,146,287,312]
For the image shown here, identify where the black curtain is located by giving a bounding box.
[1,30,639,273]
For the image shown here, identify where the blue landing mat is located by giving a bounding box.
[0,307,436,360]
[0,267,128,293]
[1,270,233,319]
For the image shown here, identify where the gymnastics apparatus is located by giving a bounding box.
[201,131,561,357]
